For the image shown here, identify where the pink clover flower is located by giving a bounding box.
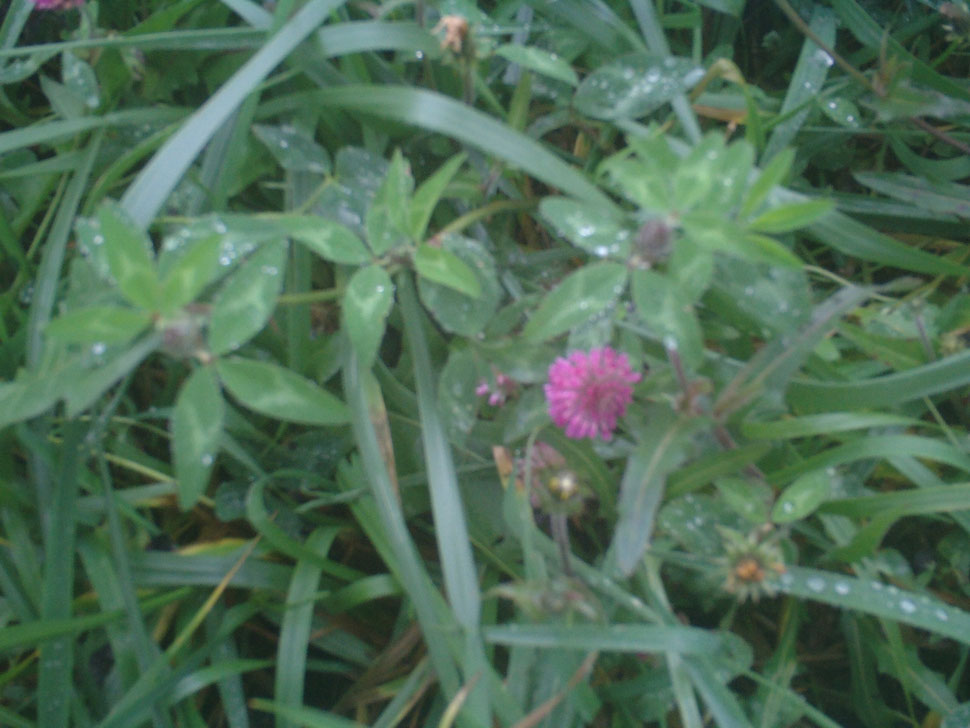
[544,347,641,440]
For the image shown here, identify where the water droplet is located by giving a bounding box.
[593,245,610,257]
[261,265,279,275]
[899,599,916,614]
[934,608,949,622]
[214,221,228,234]
[806,577,825,592]
[279,139,289,149]
[834,581,850,595]
[91,342,106,356]
[782,501,794,513]
[93,234,104,245]
[219,255,232,266]
[813,49,834,67]
[201,453,214,466]
[415,50,424,60]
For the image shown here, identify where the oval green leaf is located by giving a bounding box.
[172,366,225,509]
[522,262,627,342]
[772,468,833,524]
[97,200,161,310]
[158,234,223,314]
[540,197,631,258]
[574,53,704,121]
[342,265,394,368]
[418,236,502,337]
[413,243,481,298]
[217,357,349,426]
[283,216,372,265]
[45,306,152,345]
[749,199,834,234]
[630,269,704,368]
[252,123,331,174]
[494,44,579,86]
[207,240,287,356]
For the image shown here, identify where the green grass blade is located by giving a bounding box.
[398,274,490,724]
[483,623,722,654]
[262,85,612,208]
[340,357,462,698]
[741,412,927,440]
[762,6,836,162]
[770,567,970,646]
[120,0,350,228]
[0,109,186,157]
[830,0,970,103]
[250,700,359,728]
[37,422,85,728]
[25,132,101,367]
[767,435,970,484]
[788,349,970,412]
[276,528,338,728]
[627,0,702,142]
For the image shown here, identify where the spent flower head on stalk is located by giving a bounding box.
[545,347,641,441]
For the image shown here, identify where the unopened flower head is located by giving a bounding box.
[476,370,517,407]
[32,0,84,9]
[544,347,641,440]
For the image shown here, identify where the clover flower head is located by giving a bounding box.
[544,347,640,441]
[32,0,84,9]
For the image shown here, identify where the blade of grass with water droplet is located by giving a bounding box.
[120,0,350,227]
[762,7,835,162]
[260,86,613,209]
[770,567,970,646]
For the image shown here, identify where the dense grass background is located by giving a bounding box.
[2,0,970,725]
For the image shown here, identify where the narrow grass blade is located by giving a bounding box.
[341,356,462,698]
[484,623,722,654]
[762,6,836,162]
[37,422,85,728]
[25,132,101,367]
[627,0,702,142]
[609,411,695,576]
[769,567,970,647]
[741,412,927,440]
[399,274,490,724]
[0,109,186,157]
[250,700,359,728]
[276,528,338,728]
[262,86,612,208]
[120,0,350,227]
[788,349,970,412]
[767,435,970,484]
